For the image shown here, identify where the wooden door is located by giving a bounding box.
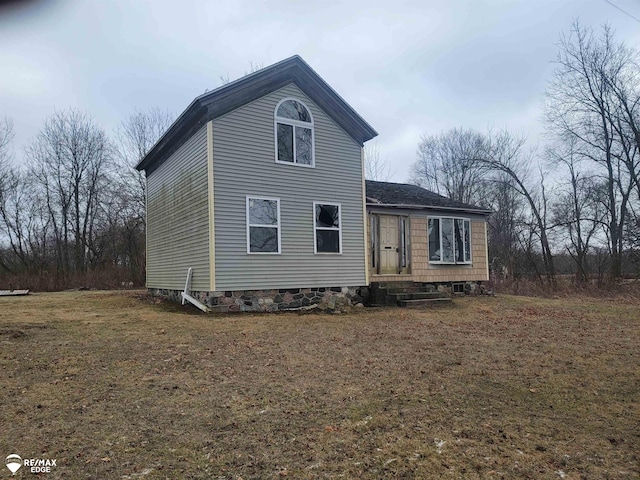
[379,215,399,274]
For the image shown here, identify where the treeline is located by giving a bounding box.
[410,22,640,287]
[0,109,173,290]
[1,21,639,292]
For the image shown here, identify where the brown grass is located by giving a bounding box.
[0,291,638,479]
[493,276,640,299]
[1,266,143,292]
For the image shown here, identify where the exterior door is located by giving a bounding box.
[379,215,399,274]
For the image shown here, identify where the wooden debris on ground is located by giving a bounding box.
[0,290,30,296]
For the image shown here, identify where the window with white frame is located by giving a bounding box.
[274,98,314,166]
[246,197,281,254]
[428,217,471,264]
[314,203,341,253]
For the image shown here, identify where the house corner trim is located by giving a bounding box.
[361,147,370,286]
[484,221,489,281]
[207,121,216,291]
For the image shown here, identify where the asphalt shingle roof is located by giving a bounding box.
[365,180,490,214]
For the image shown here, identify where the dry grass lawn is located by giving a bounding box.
[0,291,638,479]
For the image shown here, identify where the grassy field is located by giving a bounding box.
[0,291,638,479]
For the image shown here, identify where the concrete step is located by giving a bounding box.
[389,291,450,301]
[373,282,417,290]
[385,287,427,294]
[371,281,453,308]
[398,297,453,307]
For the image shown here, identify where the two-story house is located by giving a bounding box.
[136,56,490,312]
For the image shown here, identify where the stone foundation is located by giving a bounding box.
[434,281,488,295]
[149,286,364,313]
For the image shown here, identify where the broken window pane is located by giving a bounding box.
[315,204,339,228]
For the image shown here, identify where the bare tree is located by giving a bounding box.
[485,171,527,280]
[26,109,113,277]
[0,169,50,274]
[0,119,50,277]
[545,21,640,278]
[479,130,557,286]
[548,139,603,283]
[0,117,14,199]
[411,128,488,205]
[0,117,13,163]
[364,141,396,181]
[218,60,266,87]
[113,107,173,284]
[410,127,555,283]
[245,60,264,76]
[117,108,173,167]
[115,107,173,219]
[0,119,51,277]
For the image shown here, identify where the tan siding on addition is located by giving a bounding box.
[369,215,488,283]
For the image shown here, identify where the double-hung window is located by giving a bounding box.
[275,98,314,167]
[246,197,281,254]
[314,202,341,253]
[428,217,471,264]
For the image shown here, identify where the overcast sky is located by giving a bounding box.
[1,0,639,182]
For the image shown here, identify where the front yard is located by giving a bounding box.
[0,291,638,479]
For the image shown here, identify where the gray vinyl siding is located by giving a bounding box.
[212,83,366,290]
[146,125,210,290]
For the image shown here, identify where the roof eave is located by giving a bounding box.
[135,98,206,171]
[136,55,378,172]
[366,203,492,215]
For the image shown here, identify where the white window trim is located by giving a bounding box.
[428,216,472,265]
[313,202,342,254]
[274,97,315,168]
[246,196,281,255]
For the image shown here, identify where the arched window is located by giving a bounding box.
[274,98,314,167]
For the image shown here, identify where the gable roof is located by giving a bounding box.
[136,55,378,172]
[366,180,492,215]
